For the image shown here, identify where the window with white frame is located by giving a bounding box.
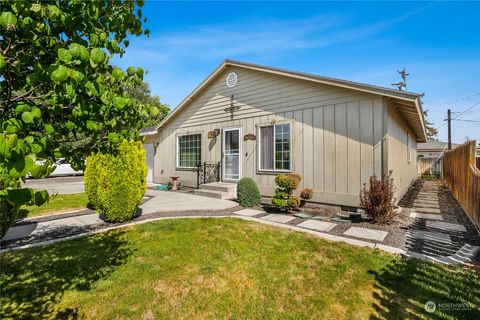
[259,123,291,171]
[176,133,201,168]
[407,133,412,162]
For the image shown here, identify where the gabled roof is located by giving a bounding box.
[418,141,459,151]
[142,59,427,141]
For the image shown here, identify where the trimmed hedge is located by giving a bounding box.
[0,199,18,239]
[271,173,302,211]
[237,177,261,207]
[85,140,147,222]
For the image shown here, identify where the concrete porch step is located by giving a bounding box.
[194,189,230,199]
[195,182,237,200]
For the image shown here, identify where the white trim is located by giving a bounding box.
[222,127,242,181]
[175,132,203,169]
[257,122,292,173]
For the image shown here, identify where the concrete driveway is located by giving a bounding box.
[23,176,84,194]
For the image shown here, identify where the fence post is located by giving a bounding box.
[196,163,200,189]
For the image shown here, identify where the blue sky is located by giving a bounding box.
[114,1,480,144]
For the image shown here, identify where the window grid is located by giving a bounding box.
[259,123,291,171]
[177,134,201,168]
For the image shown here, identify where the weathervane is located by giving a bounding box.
[224,94,240,120]
[391,66,409,91]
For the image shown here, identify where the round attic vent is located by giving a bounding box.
[226,72,238,88]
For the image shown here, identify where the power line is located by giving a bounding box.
[424,92,480,109]
[453,119,480,123]
[437,99,480,129]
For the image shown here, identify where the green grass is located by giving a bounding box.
[17,193,89,219]
[1,218,479,319]
[421,173,441,181]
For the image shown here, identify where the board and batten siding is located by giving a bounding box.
[153,66,388,206]
[386,101,418,201]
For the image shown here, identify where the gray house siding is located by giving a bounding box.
[150,66,410,207]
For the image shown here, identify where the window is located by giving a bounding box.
[176,134,201,168]
[259,123,291,171]
[407,133,412,162]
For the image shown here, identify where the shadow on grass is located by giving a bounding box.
[370,258,480,320]
[0,230,133,319]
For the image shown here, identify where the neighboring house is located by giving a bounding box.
[142,60,426,207]
[417,141,459,159]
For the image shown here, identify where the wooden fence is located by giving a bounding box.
[418,157,443,176]
[443,140,480,229]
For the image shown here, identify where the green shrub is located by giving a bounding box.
[0,198,18,239]
[97,140,147,222]
[84,152,108,209]
[237,177,261,207]
[85,140,147,222]
[272,173,302,211]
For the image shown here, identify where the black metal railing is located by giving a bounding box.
[194,161,221,189]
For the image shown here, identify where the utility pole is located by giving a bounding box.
[447,109,452,150]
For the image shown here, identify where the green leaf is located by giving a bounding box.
[108,132,119,143]
[0,12,17,29]
[90,48,106,64]
[58,48,72,63]
[48,5,60,21]
[31,107,41,118]
[34,190,49,206]
[3,119,22,134]
[127,66,136,76]
[21,112,34,124]
[65,121,76,131]
[50,65,69,83]
[112,97,126,110]
[69,43,89,61]
[112,68,124,80]
[135,67,144,79]
[15,102,31,113]
[44,124,54,134]
[0,53,5,70]
[6,188,33,206]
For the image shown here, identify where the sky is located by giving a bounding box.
[113,1,480,144]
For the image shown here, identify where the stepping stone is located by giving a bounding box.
[410,212,443,220]
[412,207,441,214]
[407,229,452,244]
[233,209,264,217]
[312,215,332,221]
[293,212,312,219]
[426,221,467,232]
[297,220,337,232]
[343,227,388,242]
[261,214,295,224]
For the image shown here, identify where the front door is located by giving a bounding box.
[223,127,242,181]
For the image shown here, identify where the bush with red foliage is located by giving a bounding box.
[359,170,396,224]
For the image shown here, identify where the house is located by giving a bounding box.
[142,60,426,207]
[417,141,459,159]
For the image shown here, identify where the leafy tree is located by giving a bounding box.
[126,81,170,128]
[423,110,439,141]
[0,0,153,236]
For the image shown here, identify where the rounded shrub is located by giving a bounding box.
[237,177,261,207]
[84,152,108,209]
[272,173,302,211]
[300,188,314,200]
[97,140,147,222]
[0,198,18,239]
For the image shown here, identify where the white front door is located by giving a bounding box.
[223,127,242,181]
[143,143,154,182]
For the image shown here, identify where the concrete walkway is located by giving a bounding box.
[1,190,237,243]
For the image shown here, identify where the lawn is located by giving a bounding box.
[1,218,479,319]
[17,193,89,219]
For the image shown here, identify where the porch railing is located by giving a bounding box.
[194,161,221,189]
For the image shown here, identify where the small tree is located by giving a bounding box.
[359,171,396,223]
[271,173,302,211]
